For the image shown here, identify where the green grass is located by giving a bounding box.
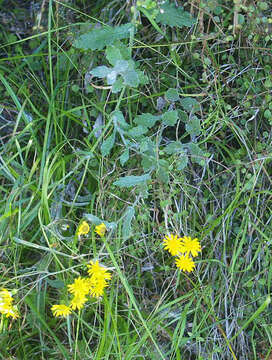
[0,0,272,359]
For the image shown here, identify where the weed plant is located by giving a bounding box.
[0,0,272,359]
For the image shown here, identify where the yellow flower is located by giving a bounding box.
[0,288,13,306]
[77,221,90,236]
[86,260,112,298]
[51,304,71,317]
[67,277,91,297]
[4,306,19,319]
[175,255,195,272]
[0,288,19,319]
[87,260,112,281]
[94,223,107,237]
[89,279,108,298]
[162,234,183,256]
[180,236,201,258]
[70,295,87,310]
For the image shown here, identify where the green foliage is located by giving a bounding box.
[122,206,135,239]
[113,174,151,188]
[73,23,133,50]
[165,88,180,102]
[1,0,272,358]
[89,42,148,92]
[156,1,196,28]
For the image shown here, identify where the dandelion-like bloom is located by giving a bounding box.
[180,236,201,258]
[0,288,12,304]
[87,260,111,298]
[4,307,19,319]
[0,288,19,319]
[175,255,195,272]
[94,223,107,237]
[51,304,71,317]
[88,278,109,298]
[87,260,112,281]
[70,295,88,310]
[77,221,90,236]
[163,234,183,256]
[67,277,91,297]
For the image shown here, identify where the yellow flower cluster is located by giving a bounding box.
[0,288,19,319]
[76,221,107,237]
[51,260,112,317]
[163,234,201,272]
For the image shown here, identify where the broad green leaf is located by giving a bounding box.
[140,138,155,155]
[180,97,200,113]
[73,23,133,50]
[106,45,124,66]
[165,88,180,102]
[122,69,139,87]
[112,78,123,93]
[162,110,178,126]
[113,174,151,188]
[101,131,116,156]
[127,125,149,138]
[141,155,156,172]
[91,60,142,90]
[177,155,188,170]
[114,59,130,73]
[90,65,112,78]
[120,148,129,166]
[106,70,118,85]
[188,143,205,166]
[157,160,169,183]
[156,1,196,28]
[134,113,160,128]
[185,116,201,136]
[112,110,130,131]
[164,141,184,154]
[122,206,135,239]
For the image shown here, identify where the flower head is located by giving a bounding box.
[175,255,195,272]
[87,260,112,298]
[0,288,19,319]
[77,221,90,236]
[180,236,201,258]
[4,307,19,319]
[94,223,107,237]
[0,288,13,303]
[87,260,112,281]
[163,234,183,256]
[70,295,88,310]
[89,278,108,298]
[67,277,91,297]
[51,304,71,317]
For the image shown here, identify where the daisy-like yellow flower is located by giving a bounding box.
[87,260,112,298]
[0,288,19,319]
[51,304,71,317]
[180,236,201,258]
[89,280,108,298]
[87,260,112,281]
[163,234,183,256]
[70,295,88,310]
[0,288,13,305]
[67,277,91,297]
[4,306,19,319]
[94,223,107,237]
[175,255,195,272]
[77,221,90,236]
